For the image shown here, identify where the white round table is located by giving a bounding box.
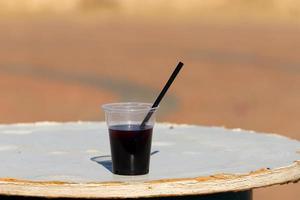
[0,122,299,199]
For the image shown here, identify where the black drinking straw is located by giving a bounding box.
[140,62,184,128]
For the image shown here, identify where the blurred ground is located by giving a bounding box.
[0,0,299,199]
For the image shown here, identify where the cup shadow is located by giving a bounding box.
[90,150,159,173]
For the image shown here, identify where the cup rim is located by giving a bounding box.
[102,102,159,112]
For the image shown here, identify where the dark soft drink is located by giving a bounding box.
[109,124,153,175]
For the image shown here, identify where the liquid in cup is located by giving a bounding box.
[109,124,153,175]
[102,103,157,175]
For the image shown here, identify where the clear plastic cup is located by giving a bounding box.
[102,102,158,175]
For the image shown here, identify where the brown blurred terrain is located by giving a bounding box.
[0,0,299,199]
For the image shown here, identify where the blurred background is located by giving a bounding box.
[0,0,299,199]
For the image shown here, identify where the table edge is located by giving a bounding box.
[0,161,299,199]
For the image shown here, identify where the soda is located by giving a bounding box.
[109,124,153,175]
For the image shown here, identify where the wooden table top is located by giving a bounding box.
[0,122,299,198]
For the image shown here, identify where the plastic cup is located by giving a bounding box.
[102,102,158,175]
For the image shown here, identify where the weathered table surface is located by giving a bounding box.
[0,122,299,199]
